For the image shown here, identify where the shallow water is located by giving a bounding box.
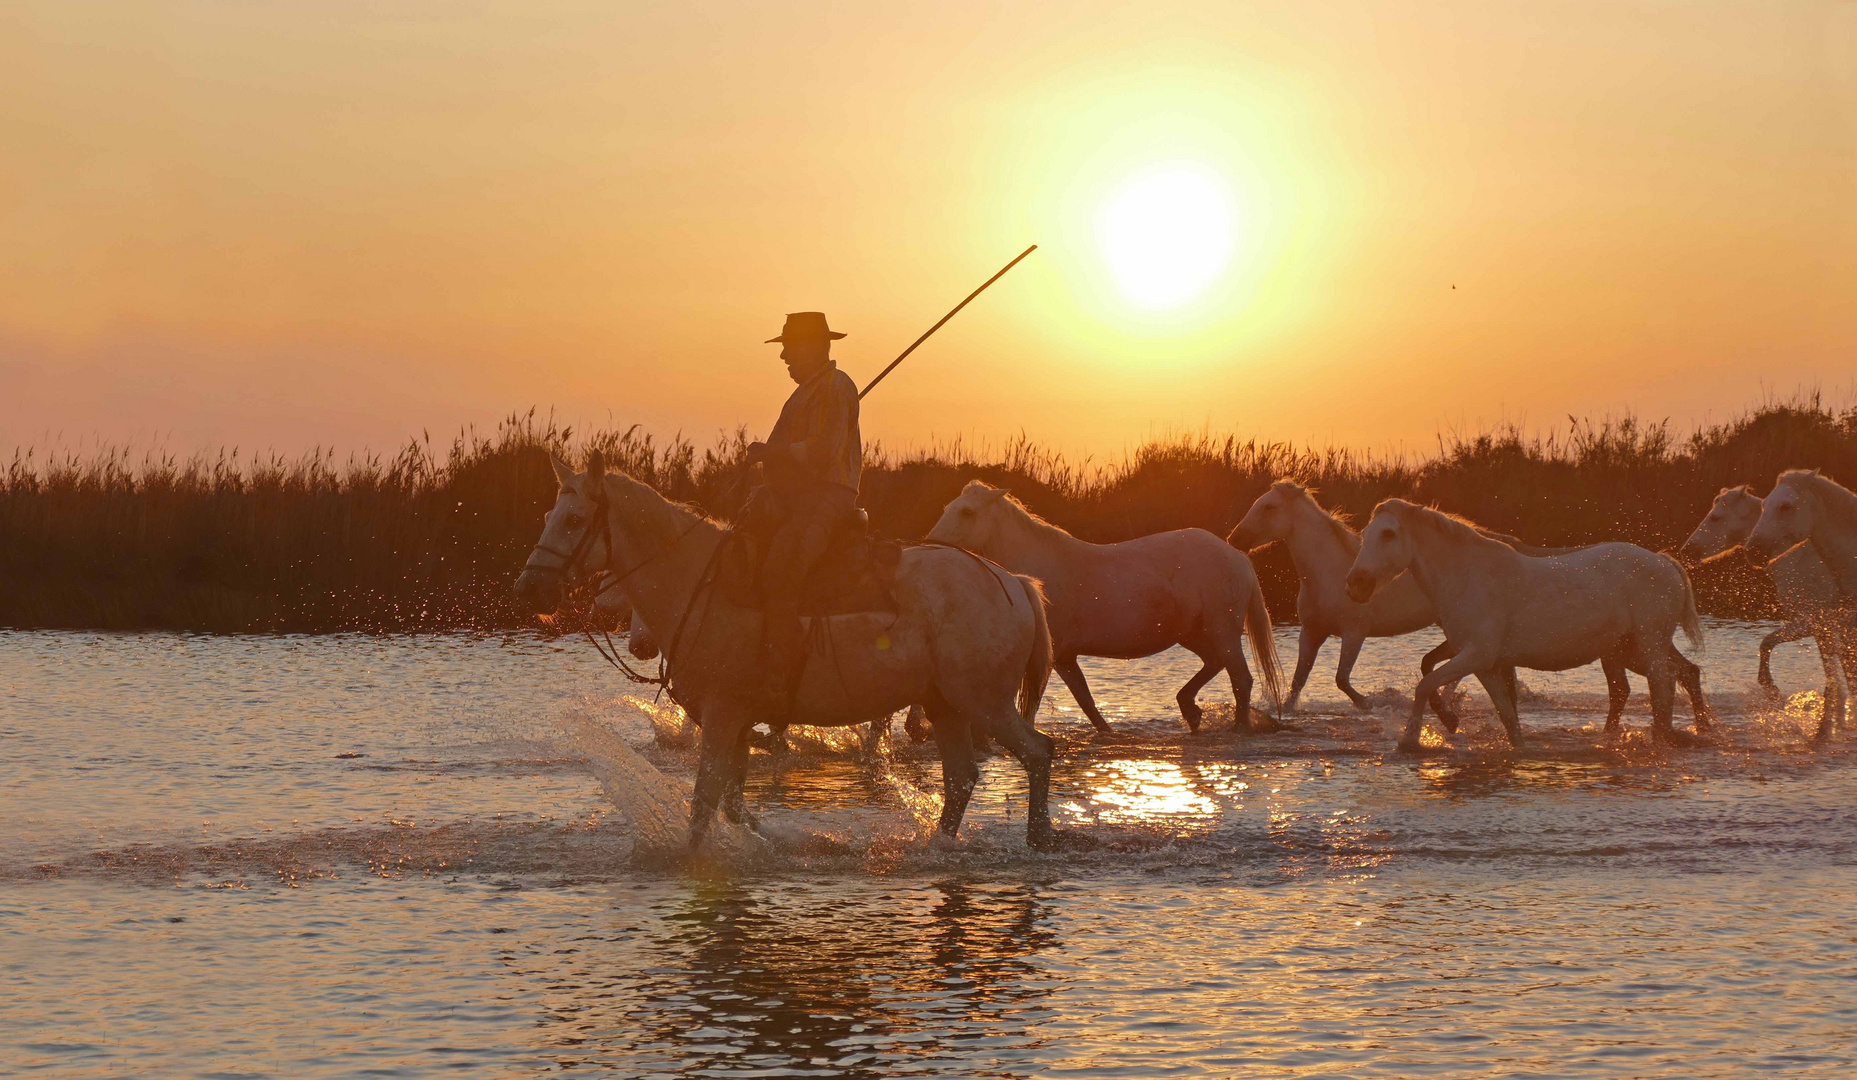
[3,622,1855,1077]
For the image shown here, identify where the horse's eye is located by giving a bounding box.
[1707,513,1720,521]
[960,507,976,518]
[1779,505,1794,515]
[1381,528,1395,540]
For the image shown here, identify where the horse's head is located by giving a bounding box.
[927,480,1011,551]
[1228,480,1305,550]
[1679,486,1763,562]
[513,451,612,615]
[1745,470,1819,563]
[1346,500,1415,602]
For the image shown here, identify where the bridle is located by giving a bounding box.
[523,485,613,582]
[524,479,706,692]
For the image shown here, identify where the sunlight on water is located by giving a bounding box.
[1070,759,1220,828]
[2,624,1855,1077]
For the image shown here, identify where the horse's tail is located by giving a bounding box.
[1665,552,1706,654]
[1016,574,1054,723]
[1245,583,1285,713]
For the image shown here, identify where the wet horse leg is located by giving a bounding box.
[1476,666,1525,748]
[1758,617,1810,690]
[925,694,979,839]
[1420,641,1464,732]
[1674,653,1712,733]
[1601,654,1630,733]
[691,708,751,849]
[973,704,1056,849]
[1286,625,1328,712]
[1175,650,1222,733]
[1334,633,1371,710]
[1647,654,1689,746]
[1054,655,1113,734]
[1400,649,1490,753]
[721,724,758,830]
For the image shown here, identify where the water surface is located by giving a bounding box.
[3,624,1853,1077]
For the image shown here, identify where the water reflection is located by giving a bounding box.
[533,880,1057,1075]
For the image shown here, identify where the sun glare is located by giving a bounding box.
[1097,162,1236,310]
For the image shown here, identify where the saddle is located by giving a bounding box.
[716,517,904,617]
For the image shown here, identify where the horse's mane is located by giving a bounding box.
[603,473,720,548]
[1374,497,1495,546]
[1780,468,1857,523]
[1272,480,1359,547]
[965,480,1073,540]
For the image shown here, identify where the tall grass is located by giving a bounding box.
[5,397,1854,632]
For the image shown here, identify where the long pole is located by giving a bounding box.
[858,244,1037,401]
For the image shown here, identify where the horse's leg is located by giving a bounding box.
[977,705,1056,850]
[860,714,889,757]
[904,703,933,743]
[1601,654,1630,734]
[1812,630,1853,744]
[1675,652,1713,733]
[1824,629,1851,733]
[1286,626,1327,712]
[1334,632,1371,711]
[1175,651,1222,733]
[1420,641,1463,733]
[1054,655,1113,734]
[1758,617,1810,691]
[721,723,758,830]
[1400,650,1490,753]
[1223,648,1265,734]
[1475,666,1524,748]
[691,707,751,850]
[1648,652,1688,747]
[925,696,979,840]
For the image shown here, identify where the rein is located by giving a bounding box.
[525,484,706,693]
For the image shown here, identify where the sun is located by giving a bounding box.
[1097,162,1236,311]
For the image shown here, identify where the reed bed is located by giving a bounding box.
[5,398,1855,632]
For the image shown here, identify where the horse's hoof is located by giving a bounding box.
[928,831,960,852]
[1657,727,1702,748]
[1395,738,1424,754]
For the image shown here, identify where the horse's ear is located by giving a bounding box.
[987,486,1010,501]
[586,450,606,484]
[550,453,575,488]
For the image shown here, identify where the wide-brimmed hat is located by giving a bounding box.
[765,311,846,344]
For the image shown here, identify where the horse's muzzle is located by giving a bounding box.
[513,567,563,615]
[1344,569,1378,603]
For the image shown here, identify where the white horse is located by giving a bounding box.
[927,480,1282,734]
[1345,499,1705,751]
[515,453,1058,849]
[1744,469,1857,741]
[1229,481,1460,719]
[595,581,661,658]
[1680,485,1848,715]
[597,579,904,755]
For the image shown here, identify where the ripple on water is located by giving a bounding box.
[1,625,1854,1077]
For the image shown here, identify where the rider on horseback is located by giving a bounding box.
[745,311,863,714]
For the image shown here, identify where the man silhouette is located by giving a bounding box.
[745,311,862,712]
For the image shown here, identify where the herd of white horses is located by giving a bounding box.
[516,459,1857,850]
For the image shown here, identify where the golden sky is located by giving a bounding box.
[3,1,1854,458]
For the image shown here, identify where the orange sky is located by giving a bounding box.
[3,1,1854,460]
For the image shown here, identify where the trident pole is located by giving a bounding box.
[857,245,1037,401]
